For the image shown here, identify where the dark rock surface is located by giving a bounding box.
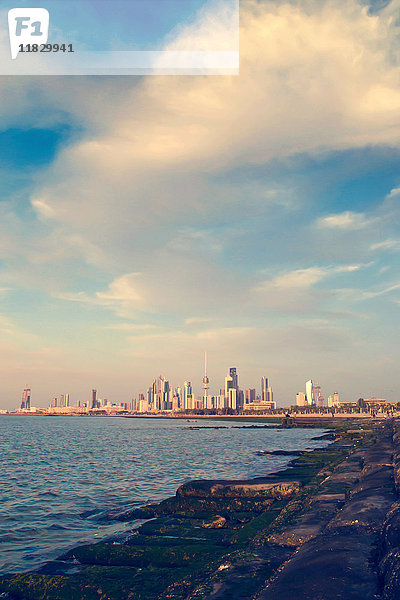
[258,421,398,600]
[255,450,305,456]
[176,479,302,499]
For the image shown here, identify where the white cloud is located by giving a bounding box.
[363,282,400,298]
[370,239,400,251]
[24,0,400,245]
[2,0,400,404]
[54,273,148,317]
[31,198,56,220]
[317,211,373,230]
[256,264,361,291]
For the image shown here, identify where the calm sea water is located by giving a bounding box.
[0,416,329,574]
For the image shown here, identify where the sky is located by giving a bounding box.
[0,0,400,408]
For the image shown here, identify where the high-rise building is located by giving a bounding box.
[333,391,340,407]
[327,395,334,408]
[183,381,192,410]
[91,389,97,409]
[66,393,70,407]
[225,374,233,398]
[296,392,307,406]
[155,375,170,411]
[20,387,31,410]
[305,380,314,406]
[230,367,238,390]
[203,352,210,408]
[245,388,256,404]
[228,387,237,409]
[261,376,270,402]
[314,384,322,406]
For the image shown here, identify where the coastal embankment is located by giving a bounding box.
[1,418,399,599]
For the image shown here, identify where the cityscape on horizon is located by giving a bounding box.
[3,352,393,416]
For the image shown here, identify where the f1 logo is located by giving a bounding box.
[8,8,50,59]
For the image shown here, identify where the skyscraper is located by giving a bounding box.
[261,376,269,402]
[203,352,210,408]
[230,367,238,390]
[245,388,256,404]
[20,387,31,410]
[305,380,314,406]
[183,381,192,410]
[225,373,233,398]
[228,387,237,409]
[91,389,97,409]
[333,391,340,407]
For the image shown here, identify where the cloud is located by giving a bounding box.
[24,0,400,244]
[363,282,400,298]
[370,239,400,251]
[2,0,400,405]
[184,317,217,326]
[256,264,361,291]
[54,273,148,317]
[316,211,373,230]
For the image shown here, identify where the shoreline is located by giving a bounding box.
[2,412,397,420]
[0,419,329,576]
[0,417,381,599]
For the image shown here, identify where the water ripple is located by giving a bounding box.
[0,415,329,574]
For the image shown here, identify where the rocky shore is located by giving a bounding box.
[1,418,399,600]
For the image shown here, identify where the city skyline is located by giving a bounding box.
[0,0,400,408]
[13,358,279,411]
[0,352,390,411]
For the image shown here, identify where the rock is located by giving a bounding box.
[382,502,400,552]
[259,530,379,600]
[176,480,301,499]
[312,432,335,441]
[256,450,305,456]
[379,549,400,600]
[202,516,227,529]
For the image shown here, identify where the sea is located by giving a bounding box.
[0,415,330,574]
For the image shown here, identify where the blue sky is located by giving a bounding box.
[0,0,400,408]
[0,0,221,49]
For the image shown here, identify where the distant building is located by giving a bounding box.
[228,387,237,409]
[296,392,307,406]
[203,353,210,408]
[225,373,233,398]
[246,388,256,404]
[183,381,192,410]
[230,367,238,390]
[20,387,31,410]
[305,380,314,406]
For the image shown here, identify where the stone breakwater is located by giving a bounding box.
[255,420,398,600]
[0,418,399,600]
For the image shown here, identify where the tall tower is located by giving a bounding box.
[230,367,238,390]
[305,380,314,406]
[91,389,97,409]
[20,387,31,410]
[203,352,210,408]
[261,377,269,402]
